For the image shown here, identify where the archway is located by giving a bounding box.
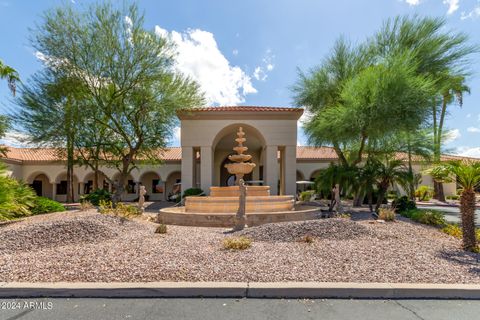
[27,173,53,198]
[83,171,109,194]
[165,171,181,201]
[54,172,80,202]
[139,171,163,201]
[212,123,266,187]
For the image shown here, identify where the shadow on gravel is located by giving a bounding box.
[439,250,480,275]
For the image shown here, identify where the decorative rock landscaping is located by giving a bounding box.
[0,210,478,283]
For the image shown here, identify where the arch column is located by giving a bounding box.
[265,145,279,195]
[200,146,213,195]
[284,145,297,196]
[181,146,195,191]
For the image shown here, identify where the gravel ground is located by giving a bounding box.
[0,210,478,283]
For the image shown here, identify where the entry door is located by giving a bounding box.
[31,180,42,196]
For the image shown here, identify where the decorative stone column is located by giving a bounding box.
[181,146,194,191]
[284,145,297,196]
[265,145,279,195]
[200,146,213,195]
[52,183,57,202]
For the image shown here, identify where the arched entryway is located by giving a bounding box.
[165,171,181,201]
[27,172,53,198]
[54,172,80,202]
[83,171,109,194]
[139,171,163,201]
[212,123,266,188]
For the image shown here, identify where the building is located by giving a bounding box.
[0,106,463,202]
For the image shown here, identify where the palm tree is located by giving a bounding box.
[0,60,19,96]
[434,161,480,251]
[373,158,409,212]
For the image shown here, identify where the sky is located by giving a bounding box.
[1,0,480,156]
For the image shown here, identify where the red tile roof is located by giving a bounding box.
[1,146,478,163]
[177,106,303,113]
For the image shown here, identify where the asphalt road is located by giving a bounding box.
[418,205,480,226]
[1,298,480,320]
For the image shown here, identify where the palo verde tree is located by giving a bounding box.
[29,2,204,203]
[16,70,87,203]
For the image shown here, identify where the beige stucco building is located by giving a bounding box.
[0,106,460,202]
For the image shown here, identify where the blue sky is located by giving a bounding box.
[1,0,480,156]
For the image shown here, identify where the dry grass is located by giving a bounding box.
[155,224,167,234]
[378,208,396,221]
[222,236,252,250]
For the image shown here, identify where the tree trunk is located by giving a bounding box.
[66,138,74,203]
[112,172,127,205]
[367,190,373,212]
[93,162,99,191]
[375,184,387,212]
[334,183,343,213]
[460,189,477,251]
[353,190,364,207]
[434,181,446,202]
[233,179,247,231]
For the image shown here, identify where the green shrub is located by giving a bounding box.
[446,195,460,200]
[0,171,36,220]
[387,190,399,200]
[222,236,252,250]
[30,197,65,215]
[402,209,446,226]
[183,188,204,198]
[299,190,315,201]
[80,189,111,206]
[378,207,396,221]
[392,196,416,213]
[415,185,434,201]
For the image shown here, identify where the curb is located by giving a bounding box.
[0,282,480,299]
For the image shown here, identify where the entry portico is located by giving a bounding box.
[178,106,303,196]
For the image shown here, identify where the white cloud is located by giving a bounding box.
[155,26,256,105]
[443,0,460,14]
[298,109,312,128]
[174,126,181,140]
[404,0,421,6]
[253,49,275,82]
[444,129,461,143]
[0,131,32,147]
[456,146,480,158]
[466,113,472,118]
[467,127,480,133]
[461,5,480,20]
[232,49,238,56]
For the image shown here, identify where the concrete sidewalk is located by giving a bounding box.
[0,282,479,299]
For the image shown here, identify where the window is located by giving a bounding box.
[152,179,163,193]
[127,180,136,194]
[57,181,67,195]
[84,180,93,194]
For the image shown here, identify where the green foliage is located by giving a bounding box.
[81,189,112,206]
[222,236,252,250]
[415,185,434,201]
[183,188,204,198]
[401,209,446,226]
[446,195,460,200]
[0,59,19,95]
[30,197,65,215]
[299,190,315,201]
[0,165,37,220]
[392,196,416,213]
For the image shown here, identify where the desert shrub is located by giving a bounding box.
[477,229,480,241]
[392,196,416,213]
[99,200,141,218]
[222,236,252,250]
[378,207,396,221]
[415,185,433,201]
[80,201,94,211]
[298,234,314,243]
[442,224,462,238]
[0,173,36,220]
[337,213,351,219]
[299,190,315,201]
[30,197,65,215]
[155,224,167,234]
[81,189,111,206]
[183,188,204,198]
[387,190,399,200]
[402,209,446,226]
[446,195,460,200]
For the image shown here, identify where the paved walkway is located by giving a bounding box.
[1,298,479,320]
[417,204,480,226]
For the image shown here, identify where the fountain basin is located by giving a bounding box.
[210,186,270,197]
[157,206,322,227]
[185,195,294,213]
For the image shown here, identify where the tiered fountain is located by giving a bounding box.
[158,127,320,227]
